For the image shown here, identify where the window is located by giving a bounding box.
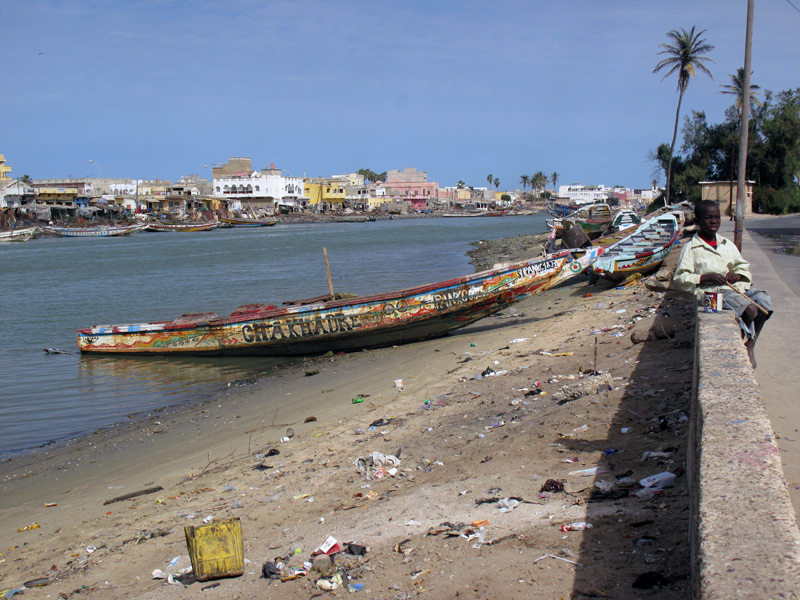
[216,186,221,192]
[255,185,260,192]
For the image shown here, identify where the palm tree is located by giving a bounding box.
[550,171,559,192]
[519,174,530,192]
[720,67,762,114]
[486,174,493,189]
[456,180,465,189]
[20,174,32,184]
[653,26,714,204]
[493,177,500,190]
[532,171,547,196]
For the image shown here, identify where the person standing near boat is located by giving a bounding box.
[672,200,772,366]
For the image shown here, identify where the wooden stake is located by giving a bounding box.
[725,282,770,315]
[323,247,335,298]
[593,337,598,375]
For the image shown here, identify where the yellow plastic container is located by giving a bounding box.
[184,517,244,581]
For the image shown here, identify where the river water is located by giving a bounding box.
[0,215,548,454]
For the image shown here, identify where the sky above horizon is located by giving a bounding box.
[2,0,798,190]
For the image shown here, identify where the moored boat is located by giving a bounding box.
[609,209,642,233]
[40,224,146,237]
[565,203,613,239]
[77,246,605,356]
[219,216,279,227]
[0,226,38,242]
[145,221,220,232]
[590,214,680,282]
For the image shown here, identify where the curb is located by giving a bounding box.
[691,303,800,598]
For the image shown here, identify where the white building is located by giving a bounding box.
[213,168,305,211]
[557,184,610,205]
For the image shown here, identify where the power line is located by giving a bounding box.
[785,0,800,14]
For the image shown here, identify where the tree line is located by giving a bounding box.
[652,26,799,214]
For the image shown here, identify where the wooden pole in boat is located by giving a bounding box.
[323,247,335,299]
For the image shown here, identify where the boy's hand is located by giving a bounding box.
[725,272,743,284]
[700,272,727,285]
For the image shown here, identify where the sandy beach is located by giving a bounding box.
[0,239,695,599]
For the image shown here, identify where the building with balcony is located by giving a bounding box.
[304,177,346,212]
[212,158,304,213]
[0,154,13,180]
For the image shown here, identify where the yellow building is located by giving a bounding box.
[0,154,12,180]
[304,178,345,211]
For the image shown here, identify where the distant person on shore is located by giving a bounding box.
[673,200,773,366]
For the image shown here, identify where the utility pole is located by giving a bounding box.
[735,0,754,251]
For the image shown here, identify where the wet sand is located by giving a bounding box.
[0,241,695,599]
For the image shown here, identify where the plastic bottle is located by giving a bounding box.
[639,471,676,489]
[561,522,593,532]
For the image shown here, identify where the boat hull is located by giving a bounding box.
[219,217,279,227]
[146,222,219,232]
[77,248,604,356]
[40,224,145,237]
[591,215,679,282]
[0,227,38,242]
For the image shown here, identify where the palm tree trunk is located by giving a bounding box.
[665,89,685,204]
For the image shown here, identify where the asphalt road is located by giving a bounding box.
[721,214,800,511]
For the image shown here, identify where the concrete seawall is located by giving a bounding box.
[691,303,800,598]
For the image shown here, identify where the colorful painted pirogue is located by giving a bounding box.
[40,224,146,237]
[145,221,219,232]
[565,203,613,239]
[76,246,604,356]
[219,216,279,227]
[590,214,680,282]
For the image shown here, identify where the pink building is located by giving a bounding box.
[381,179,439,210]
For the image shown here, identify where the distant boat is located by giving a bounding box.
[609,209,642,233]
[76,246,605,356]
[220,216,279,227]
[334,215,376,223]
[0,226,38,242]
[590,214,680,282]
[145,221,220,232]
[40,224,146,237]
[565,203,613,239]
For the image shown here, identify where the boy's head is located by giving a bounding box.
[695,200,721,237]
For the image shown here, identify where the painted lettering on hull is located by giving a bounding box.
[241,315,358,344]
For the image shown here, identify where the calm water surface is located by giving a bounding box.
[0,215,547,453]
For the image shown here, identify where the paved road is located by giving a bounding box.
[719,214,800,511]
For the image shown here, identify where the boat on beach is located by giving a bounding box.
[76,246,605,356]
[565,203,613,239]
[0,226,38,242]
[40,224,146,237]
[145,221,220,232]
[589,214,680,282]
[219,216,279,227]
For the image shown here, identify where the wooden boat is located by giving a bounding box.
[76,246,605,356]
[609,209,641,233]
[220,216,279,227]
[0,227,38,242]
[334,215,376,223]
[145,221,220,232]
[565,203,613,239]
[546,201,584,218]
[40,224,146,237]
[589,214,680,282]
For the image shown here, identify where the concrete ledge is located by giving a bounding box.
[691,303,800,598]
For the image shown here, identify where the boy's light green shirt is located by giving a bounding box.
[673,233,752,294]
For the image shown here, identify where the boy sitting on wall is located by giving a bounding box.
[673,200,773,366]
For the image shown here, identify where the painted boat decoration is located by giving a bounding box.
[77,246,604,356]
[40,224,146,237]
[145,221,220,232]
[0,227,38,242]
[220,216,279,227]
[590,214,680,282]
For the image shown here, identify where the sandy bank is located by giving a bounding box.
[0,245,695,599]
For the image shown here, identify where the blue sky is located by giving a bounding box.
[1,0,798,189]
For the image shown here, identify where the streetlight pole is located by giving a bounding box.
[88,159,102,178]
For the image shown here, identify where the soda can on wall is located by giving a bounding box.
[704,291,724,313]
